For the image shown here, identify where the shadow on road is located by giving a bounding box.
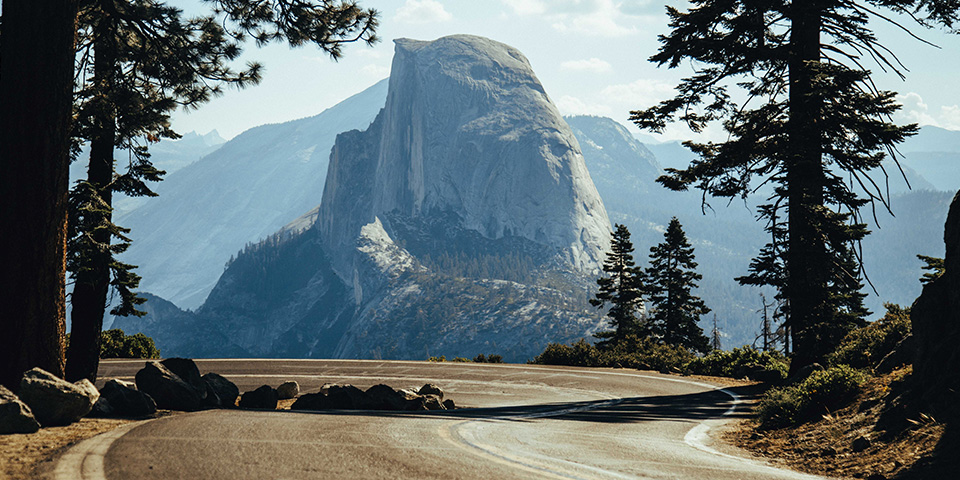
[276,384,763,425]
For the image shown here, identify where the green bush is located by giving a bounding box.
[427,355,447,362]
[452,357,470,363]
[827,303,911,369]
[472,354,503,363]
[756,365,868,429]
[530,339,602,367]
[530,336,694,372]
[71,329,162,359]
[685,346,788,381]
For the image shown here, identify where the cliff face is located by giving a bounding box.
[319,36,610,287]
[911,191,960,405]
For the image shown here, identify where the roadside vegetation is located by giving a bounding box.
[66,328,160,359]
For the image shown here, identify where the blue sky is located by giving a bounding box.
[169,0,960,142]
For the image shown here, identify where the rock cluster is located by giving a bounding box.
[134,358,240,411]
[291,383,454,412]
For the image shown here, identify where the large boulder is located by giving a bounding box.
[202,373,239,408]
[135,361,202,411]
[18,368,99,427]
[912,191,960,412]
[366,384,419,410]
[418,384,443,400]
[160,358,207,401]
[276,381,299,400]
[92,379,156,418]
[0,385,40,434]
[326,384,375,410]
[238,385,278,410]
[290,392,334,411]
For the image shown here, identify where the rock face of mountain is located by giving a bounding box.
[319,36,610,283]
[116,35,610,361]
[117,80,388,308]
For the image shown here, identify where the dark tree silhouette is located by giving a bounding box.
[645,218,711,354]
[632,0,959,367]
[590,224,647,348]
[0,0,80,390]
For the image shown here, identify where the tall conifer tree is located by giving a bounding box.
[65,0,378,382]
[632,0,958,367]
[591,224,647,349]
[645,218,711,353]
[0,0,80,390]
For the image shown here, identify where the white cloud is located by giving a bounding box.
[394,0,452,24]
[939,104,960,131]
[360,64,391,78]
[503,0,547,15]
[555,95,613,117]
[896,92,960,131]
[502,0,645,37]
[600,78,675,107]
[560,58,612,73]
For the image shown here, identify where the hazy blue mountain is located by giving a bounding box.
[116,79,389,309]
[69,130,226,215]
[116,35,611,361]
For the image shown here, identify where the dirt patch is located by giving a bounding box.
[726,367,948,479]
[0,418,133,479]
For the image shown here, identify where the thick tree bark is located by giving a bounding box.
[0,0,79,390]
[66,15,117,383]
[786,1,829,370]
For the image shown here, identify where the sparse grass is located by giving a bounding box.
[730,367,947,479]
[756,365,868,429]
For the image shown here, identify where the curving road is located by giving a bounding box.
[53,359,827,480]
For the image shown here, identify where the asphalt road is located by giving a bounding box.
[53,359,827,480]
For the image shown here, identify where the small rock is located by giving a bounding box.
[202,373,239,408]
[418,384,443,399]
[276,381,299,400]
[821,446,837,457]
[423,394,445,410]
[95,379,156,417]
[135,361,202,411]
[160,358,207,401]
[239,385,278,410]
[852,435,872,453]
[0,385,40,434]
[18,368,99,427]
[442,399,456,410]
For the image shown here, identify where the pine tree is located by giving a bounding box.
[710,314,722,351]
[631,0,958,367]
[65,0,378,382]
[0,0,80,390]
[590,224,647,349]
[645,218,711,354]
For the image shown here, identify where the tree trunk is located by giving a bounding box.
[66,15,117,383]
[0,0,79,390]
[786,1,828,370]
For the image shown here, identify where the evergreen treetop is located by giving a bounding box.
[645,217,711,354]
[590,224,647,349]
